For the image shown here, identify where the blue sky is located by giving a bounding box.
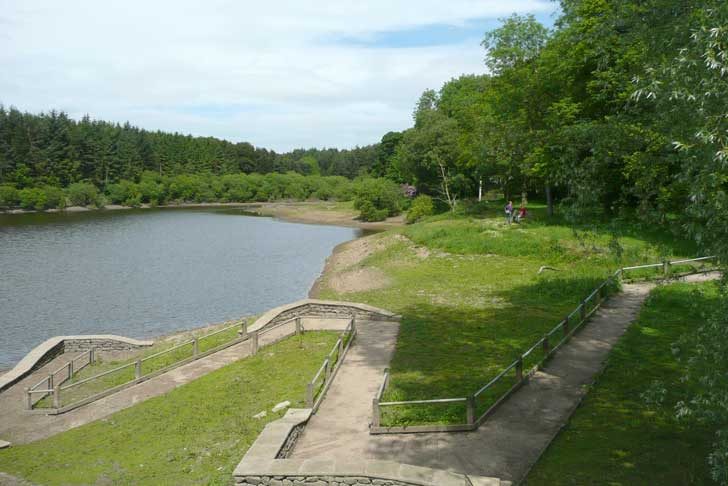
[0,0,558,152]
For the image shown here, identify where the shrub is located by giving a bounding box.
[66,182,100,207]
[18,186,65,210]
[406,195,434,224]
[357,200,390,222]
[353,178,403,221]
[0,185,19,208]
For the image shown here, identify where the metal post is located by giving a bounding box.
[663,260,670,276]
[48,373,54,389]
[25,387,32,410]
[193,338,199,356]
[295,317,302,336]
[89,348,95,365]
[324,358,331,381]
[516,358,523,382]
[542,335,550,357]
[371,398,380,427]
[306,383,314,408]
[67,361,73,379]
[338,338,344,360]
[241,321,248,338]
[251,331,259,355]
[134,359,142,379]
[580,301,586,322]
[563,316,570,336]
[53,384,61,409]
[466,395,476,425]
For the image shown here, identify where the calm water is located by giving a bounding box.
[0,208,362,369]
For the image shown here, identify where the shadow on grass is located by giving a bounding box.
[381,273,617,425]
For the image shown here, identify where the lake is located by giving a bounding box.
[0,207,363,370]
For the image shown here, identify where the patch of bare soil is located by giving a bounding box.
[310,233,407,297]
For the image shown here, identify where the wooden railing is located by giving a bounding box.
[305,317,357,412]
[370,256,718,434]
[27,318,255,413]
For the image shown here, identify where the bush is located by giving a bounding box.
[106,180,141,205]
[357,200,390,222]
[66,182,100,207]
[406,195,434,224]
[353,178,403,221]
[18,186,65,210]
[0,185,19,208]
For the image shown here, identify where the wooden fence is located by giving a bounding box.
[305,317,357,413]
[370,256,718,434]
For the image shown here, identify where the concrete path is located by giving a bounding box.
[292,319,400,459]
[0,318,349,445]
[291,273,719,483]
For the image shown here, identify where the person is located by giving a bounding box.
[504,200,513,224]
[515,204,527,223]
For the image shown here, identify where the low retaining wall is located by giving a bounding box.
[249,299,399,334]
[233,409,505,486]
[0,335,153,392]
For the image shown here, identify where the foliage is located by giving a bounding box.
[0,185,19,208]
[0,333,338,485]
[352,178,403,221]
[526,281,720,485]
[406,195,435,224]
[66,182,100,207]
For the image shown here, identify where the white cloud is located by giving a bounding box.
[0,0,554,151]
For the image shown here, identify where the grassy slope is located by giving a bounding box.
[526,280,719,485]
[0,332,337,485]
[317,202,699,424]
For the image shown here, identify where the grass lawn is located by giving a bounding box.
[0,331,337,485]
[525,280,720,485]
[317,201,700,425]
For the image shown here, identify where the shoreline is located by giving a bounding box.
[0,200,404,231]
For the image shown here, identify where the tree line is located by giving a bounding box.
[0,107,379,188]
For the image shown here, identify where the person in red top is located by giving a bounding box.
[515,204,527,223]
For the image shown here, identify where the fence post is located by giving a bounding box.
[241,321,248,338]
[48,373,54,390]
[53,384,61,409]
[251,331,259,355]
[324,358,331,382]
[134,359,142,379]
[67,361,73,379]
[306,383,314,408]
[579,301,586,323]
[563,316,570,336]
[663,260,670,276]
[516,358,524,382]
[193,338,199,356]
[542,335,550,357]
[89,348,95,365]
[371,398,381,428]
[466,395,476,426]
[25,387,32,410]
[338,338,344,360]
[295,317,302,336]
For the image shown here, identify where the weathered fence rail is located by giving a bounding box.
[370,256,718,434]
[27,319,251,413]
[305,317,357,412]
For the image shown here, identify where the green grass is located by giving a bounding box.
[318,204,698,425]
[0,332,338,485]
[525,280,720,485]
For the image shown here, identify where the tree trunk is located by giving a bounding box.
[478,178,483,202]
[546,184,554,217]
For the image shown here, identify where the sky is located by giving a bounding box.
[0,1,558,152]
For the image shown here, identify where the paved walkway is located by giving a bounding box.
[0,318,349,445]
[292,319,400,458]
[291,273,719,483]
